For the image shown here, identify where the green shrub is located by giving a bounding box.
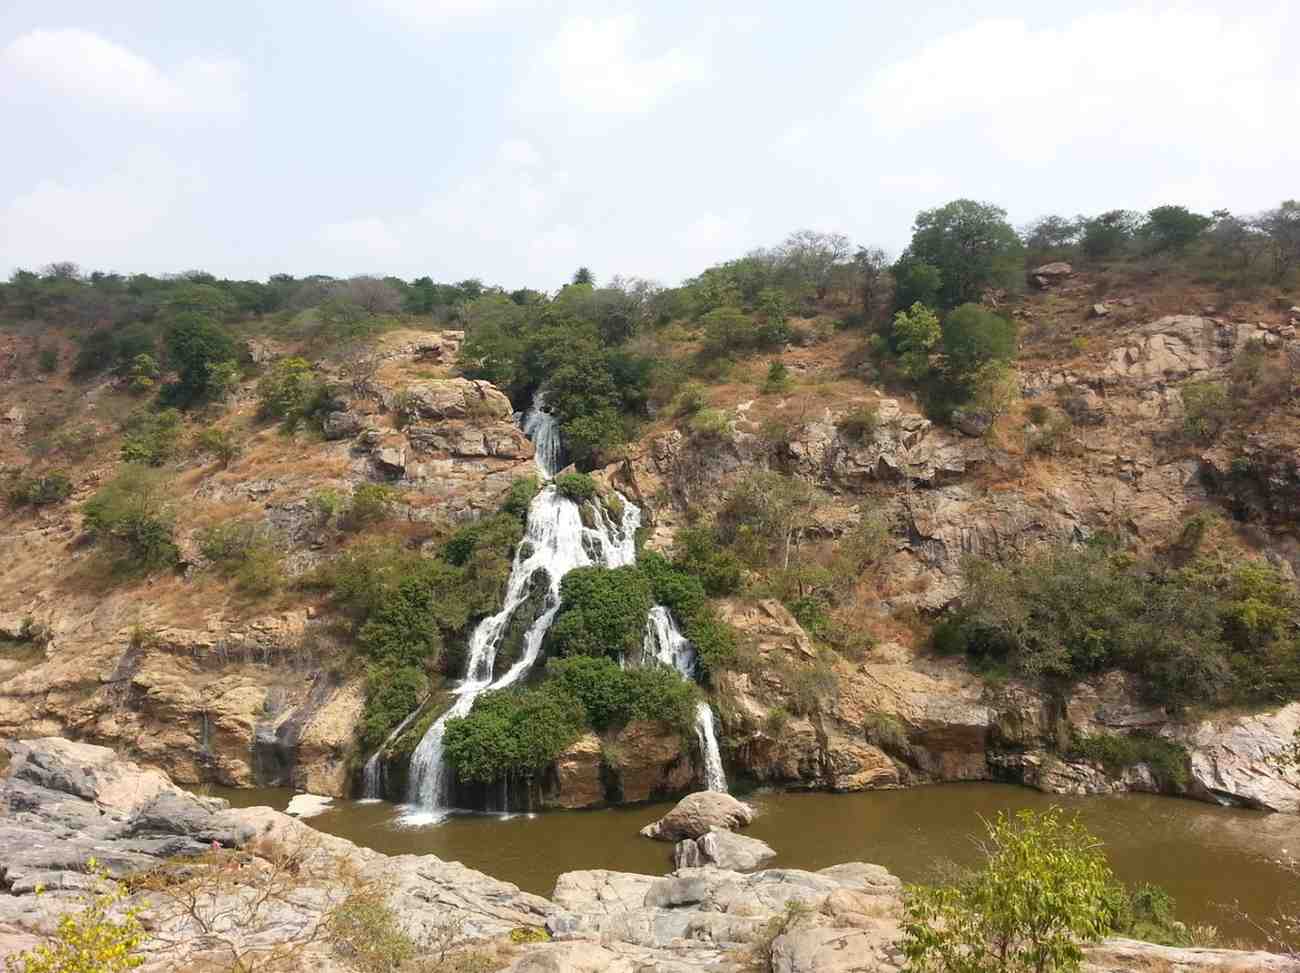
[344,483,399,531]
[1180,380,1230,442]
[687,408,731,441]
[548,565,654,660]
[359,664,427,751]
[672,382,707,416]
[127,353,161,394]
[441,513,525,569]
[357,566,456,669]
[196,521,284,594]
[700,306,758,354]
[836,403,880,440]
[672,527,743,596]
[37,345,59,373]
[638,550,739,677]
[119,409,182,466]
[442,684,586,784]
[547,655,695,733]
[761,360,791,394]
[81,466,179,576]
[891,302,940,381]
[257,356,325,430]
[7,470,72,507]
[863,711,909,752]
[784,657,839,716]
[192,426,241,467]
[903,809,1115,973]
[1071,732,1190,789]
[159,314,240,409]
[553,471,597,503]
[940,303,1018,385]
[500,476,540,518]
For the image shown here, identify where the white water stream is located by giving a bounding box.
[642,606,728,793]
[401,394,640,823]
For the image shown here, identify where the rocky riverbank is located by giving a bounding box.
[2,737,1295,972]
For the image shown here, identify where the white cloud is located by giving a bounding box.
[518,14,708,116]
[0,150,203,270]
[2,28,245,116]
[858,10,1298,167]
[498,137,542,168]
[372,0,543,27]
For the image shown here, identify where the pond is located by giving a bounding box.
[209,783,1300,946]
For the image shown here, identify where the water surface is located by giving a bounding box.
[210,783,1300,945]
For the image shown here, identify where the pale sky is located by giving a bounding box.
[2,1,1297,289]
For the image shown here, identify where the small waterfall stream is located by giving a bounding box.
[400,392,640,823]
[642,606,728,792]
[359,704,425,801]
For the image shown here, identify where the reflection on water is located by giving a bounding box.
[208,783,1300,946]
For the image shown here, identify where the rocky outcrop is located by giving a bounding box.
[1179,702,1300,812]
[389,378,513,422]
[673,827,776,871]
[543,719,695,809]
[639,791,756,841]
[1031,261,1074,288]
[3,738,1294,973]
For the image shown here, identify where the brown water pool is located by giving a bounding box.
[207,783,1300,945]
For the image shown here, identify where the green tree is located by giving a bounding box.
[1142,205,1212,254]
[442,684,587,784]
[547,565,654,660]
[902,808,1115,973]
[940,304,1018,384]
[572,266,595,286]
[256,356,323,429]
[902,200,1023,308]
[1080,210,1143,259]
[161,314,240,408]
[892,260,943,311]
[892,302,941,381]
[81,466,180,576]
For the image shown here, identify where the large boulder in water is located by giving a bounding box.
[639,791,754,841]
[674,826,775,871]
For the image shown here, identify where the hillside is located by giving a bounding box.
[1,216,1299,821]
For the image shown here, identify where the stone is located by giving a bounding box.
[374,444,405,475]
[639,791,755,841]
[1179,702,1300,812]
[394,378,512,422]
[689,827,776,871]
[1090,302,1110,318]
[1030,262,1073,287]
[951,408,992,438]
[321,409,365,440]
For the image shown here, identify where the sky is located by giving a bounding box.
[2,1,1297,290]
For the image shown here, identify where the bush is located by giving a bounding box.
[902,809,1115,973]
[500,476,540,518]
[863,711,909,752]
[37,345,59,373]
[344,483,399,531]
[672,382,707,416]
[940,304,1018,385]
[553,471,597,503]
[7,470,72,507]
[761,360,791,394]
[1180,380,1230,442]
[1071,731,1190,789]
[257,356,323,428]
[159,313,240,408]
[548,565,654,660]
[687,408,731,441]
[547,655,696,733]
[672,527,743,596]
[784,657,839,716]
[119,409,182,466]
[192,426,241,467]
[700,306,758,354]
[81,467,179,576]
[196,521,283,594]
[836,403,879,440]
[5,859,144,973]
[359,664,427,752]
[891,302,940,381]
[442,684,586,784]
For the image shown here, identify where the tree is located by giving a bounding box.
[342,275,403,314]
[892,259,943,311]
[1207,209,1265,270]
[940,304,1018,383]
[1143,205,1211,254]
[1080,210,1144,259]
[162,314,240,408]
[1255,200,1300,280]
[854,246,891,324]
[891,302,941,381]
[902,808,1116,973]
[1022,215,1082,259]
[777,229,852,300]
[902,200,1023,308]
[572,267,595,286]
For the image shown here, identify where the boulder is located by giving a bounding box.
[1090,302,1110,318]
[674,827,776,871]
[1179,702,1300,812]
[1030,262,1073,288]
[639,791,755,841]
[321,409,365,440]
[395,378,512,422]
[951,408,992,438]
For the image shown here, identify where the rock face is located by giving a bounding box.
[1180,702,1300,812]
[2,738,1293,973]
[639,791,755,841]
[673,827,776,871]
[543,720,695,809]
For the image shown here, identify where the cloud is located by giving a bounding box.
[518,14,708,116]
[498,137,542,168]
[372,0,544,27]
[0,150,204,271]
[2,28,245,116]
[858,10,1298,168]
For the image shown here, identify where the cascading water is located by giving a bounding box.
[359,704,425,801]
[402,391,640,823]
[642,606,728,793]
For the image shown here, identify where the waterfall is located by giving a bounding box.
[521,393,562,477]
[402,394,640,822]
[642,606,728,793]
[359,704,425,801]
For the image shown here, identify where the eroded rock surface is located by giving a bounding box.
[640,791,756,841]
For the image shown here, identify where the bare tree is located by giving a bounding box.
[778,230,853,300]
[1254,200,1300,281]
[853,246,891,325]
[343,276,403,314]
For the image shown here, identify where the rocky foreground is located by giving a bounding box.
[2,739,1295,972]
